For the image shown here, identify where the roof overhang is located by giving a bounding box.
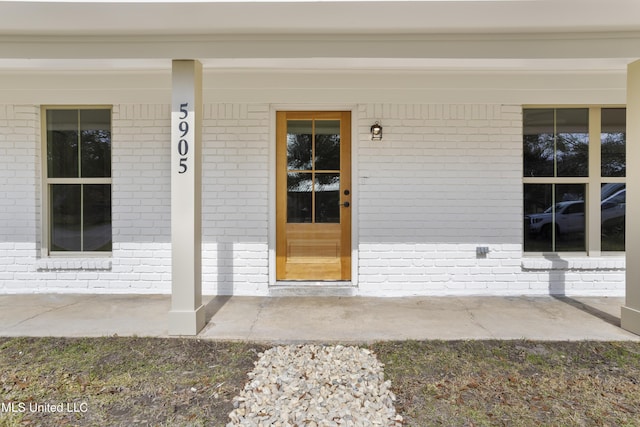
[1,1,639,72]
[2,0,640,36]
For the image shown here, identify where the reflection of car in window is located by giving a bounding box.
[525,189,625,239]
[601,189,626,235]
[526,201,584,238]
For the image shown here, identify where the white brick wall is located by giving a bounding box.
[0,102,626,296]
[0,104,175,293]
[355,104,625,296]
[109,104,172,292]
[0,105,40,292]
[0,105,39,243]
[201,104,270,295]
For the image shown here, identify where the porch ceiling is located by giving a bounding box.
[0,57,635,72]
[2,0,640,36]
[1,1,640,72]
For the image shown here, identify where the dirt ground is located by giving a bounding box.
[1,338,268,426]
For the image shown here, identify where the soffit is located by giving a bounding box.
[0,57,634,72]
[1,1,639,71]
[1,0,640,36]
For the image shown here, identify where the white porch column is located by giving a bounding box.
[168,60,205,335]
[622,60,640,335]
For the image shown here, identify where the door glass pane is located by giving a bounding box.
[314,120,340,170]
[556,109,589,177]
[287,120,312,170]
[47,110,79,178]
[84,184,112,251]
[601,108,626,177]
[524,184,553,252]
[554,184,586,251]
[523,109,554,177]
[81,109,111,178]
[50,184,81,251]
[601,183,625,251]
[315,173,340,223]
[287,172,312,223]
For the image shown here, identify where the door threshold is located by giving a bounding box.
[270,281,356,297]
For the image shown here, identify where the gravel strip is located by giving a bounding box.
[227,344,403,426]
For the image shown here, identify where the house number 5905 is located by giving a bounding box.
[177,102,189,174]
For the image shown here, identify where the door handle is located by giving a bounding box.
[339,201,350,208]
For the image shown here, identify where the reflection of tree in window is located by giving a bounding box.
[287,133,312,170]
[601,133,626,177]
[556,109,588,177]
[601,108,626,178]
[81,130,111,177]
[524,107,626,253]
[286,119,341,224]
[315,133,340,170]
[523,108,588,177]
[523,133,554,176]
[48,130,79,178]
[556,132,588,177]
[523,108,554,177]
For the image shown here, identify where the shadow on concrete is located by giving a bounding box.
[552,295,621,328]
[203,295,232,324]
[544,254,621,328]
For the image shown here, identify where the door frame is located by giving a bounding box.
[268,105,358,287]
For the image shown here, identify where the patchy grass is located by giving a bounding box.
[1,338,639,426]
[372,340,640,427]
[0,337,268,426]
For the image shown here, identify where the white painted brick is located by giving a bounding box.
[0,102,627,297]
[356,103,624,297]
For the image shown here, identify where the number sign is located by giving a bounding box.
[177,102,189,174]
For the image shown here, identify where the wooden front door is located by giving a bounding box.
[276,111,351,281]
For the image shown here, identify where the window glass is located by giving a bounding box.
[523,109,554,177]
[47,109,79,178]
[286,118,343,224]
[601,183,625,251]
[287,172,312,223]
[46,108,111,253]
[601,108,626,177]
[556,109,589,177]
[524,107,625,254]
[524,184,553,252]
[83,184,112,251]
[314,120,340,171]
[524,184,585,252]
[315,174,340,223]
[287,120,312,171]
[81,109,111,178]
[50,184,81,251]
[523,108,589,177]
[554,184,586,252]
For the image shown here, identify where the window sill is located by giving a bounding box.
[521,256,625,271]
[37,258,112,271]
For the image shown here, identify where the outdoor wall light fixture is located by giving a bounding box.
[370,121,383,141]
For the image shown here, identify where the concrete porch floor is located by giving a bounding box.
[0,294,638,342]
